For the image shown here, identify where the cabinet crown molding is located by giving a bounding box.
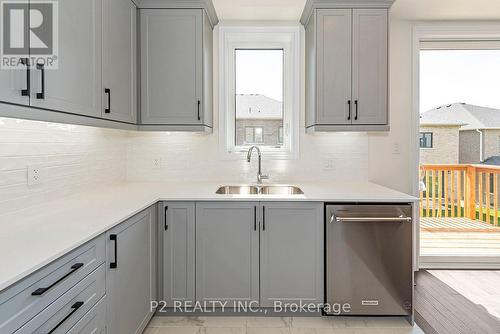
[300,0,395,25]
[137,0,219,27]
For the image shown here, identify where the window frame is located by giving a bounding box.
[244,126,264,144]
[218,25,300,160]
[419,132,433,148]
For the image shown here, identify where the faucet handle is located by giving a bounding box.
[261,174,269,180]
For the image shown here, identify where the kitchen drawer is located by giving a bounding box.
[14,264,106,334]
[67,296,106,334]
[0,235,105,333]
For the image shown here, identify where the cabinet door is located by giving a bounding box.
[352,9,388,125]
[316,9,352,125]
[260,202,324,307]
[102,0,137,123]
[0,67,30,106]
[196,202,259,304]
[140,9,203,125]
[162,202,195,306]
[30,0,102,117]
[106,206,156,334]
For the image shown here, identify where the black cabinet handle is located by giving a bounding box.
[47,301,84,334]
[254,206,257,231]
[36,63,45,99]
[262,206,266,231]
[354,100,358,120]
[164,205,169,231]
[197,100,201,121]
[31,263,84,296]
[20,58,30,97]
[347,100,351,121]
[104,88,111,113]
[109,234,117,269]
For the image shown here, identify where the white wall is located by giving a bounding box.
[368,19,415,195]
[126,25,369,183]
[0,117,128,214]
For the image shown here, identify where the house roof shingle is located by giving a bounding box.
[420,103,500,130]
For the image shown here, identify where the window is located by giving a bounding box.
[236,50,283,147]
[244,126,264,144]
[218,26,300,159]
[420,132,433,148]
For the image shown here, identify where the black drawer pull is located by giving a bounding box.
[197,100,201,121]
[20,58,30,97]
[254,206,257,231]
[262,206,266,231]
[347,100,351,121]
[31,263,84,296]
[164,205,169,231]
[47,301,84,334]
[110,234,118,268]
[354,100,358,120]
[104,88,111,113]
[36,63,45,99]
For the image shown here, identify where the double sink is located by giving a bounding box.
[216,185,304,195]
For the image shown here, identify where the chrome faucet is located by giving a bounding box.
[247,146,268,184]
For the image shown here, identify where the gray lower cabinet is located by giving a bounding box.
[260,202,324,307]
[161,202,195,306]
[139,9,213,131]
[196,202,260,303]
[106,205,157,334]
[194,201,324,307]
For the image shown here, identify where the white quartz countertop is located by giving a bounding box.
[0,181,417,291]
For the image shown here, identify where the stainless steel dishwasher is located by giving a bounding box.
[325,204,413,316]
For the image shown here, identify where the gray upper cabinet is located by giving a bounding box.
[351,9,388,125]
[303,0,392,132]
[196,202,259,304]
[260,202,324,307]
[106,205,157,334]
[140,9,213,131]
[315,9,352,126]
[102,0,137,123]
[161,202,195,306]
[0,64,30,106]
[30,0,103,118]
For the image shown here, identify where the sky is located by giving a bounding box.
[420,50,500,113]
[235,49,283,102]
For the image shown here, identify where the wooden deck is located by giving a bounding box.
[420,217,500,257]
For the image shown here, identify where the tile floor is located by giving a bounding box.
[144,316,425,334]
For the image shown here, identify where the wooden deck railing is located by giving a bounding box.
[420,164,500,226]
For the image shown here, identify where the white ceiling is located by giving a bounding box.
[212,0,500,22]
[212,0,307,21]
[388,0,500,20]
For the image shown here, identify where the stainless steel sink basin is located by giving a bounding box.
[216,185,304,195]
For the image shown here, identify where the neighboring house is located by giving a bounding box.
[235,94,283,147]
[419,103,500,165]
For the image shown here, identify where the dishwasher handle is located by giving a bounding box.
[329,214,412,224]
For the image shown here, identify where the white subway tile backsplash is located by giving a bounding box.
[0,118,128,215]
[126,130,369,183]
[0,116,369,216]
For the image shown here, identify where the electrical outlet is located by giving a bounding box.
[323,159,336,171]
[152,157,162,170]
[392,143,401,155]
[27,166,42,185]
